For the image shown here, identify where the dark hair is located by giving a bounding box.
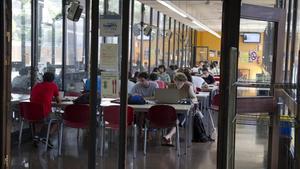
[137,72,149,80]
[43,72,55,82]
[19,67,29,76]
[177,68,192,82]
[202,67,209,72]
[152,67,159,73]
[149,73,158,81]
[158,65,166,72]
[134,71,140,78]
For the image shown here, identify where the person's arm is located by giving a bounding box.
[55,96,62,104]
[188,85,198,103]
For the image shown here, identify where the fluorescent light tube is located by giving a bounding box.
[156,0,187,18]
[192,20,221,39]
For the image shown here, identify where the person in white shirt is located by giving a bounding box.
[191,75,207,91]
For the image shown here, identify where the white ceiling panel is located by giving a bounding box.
[139,0,277,33]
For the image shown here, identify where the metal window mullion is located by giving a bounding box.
[84,0,90,73]
[177,22,180,67]
[185,25,188,67]
[289,0,298,82]
[129,0,134,74]
[62,0,67,90]
[162,14,166,65]
[167,17,171,66]
[181,24,185,68]
[284,0,293,82]
[148,8,153,73]
[155,11,160,66]
[172,20,176,65]
[140,4,144,71]
[30,0,38,89]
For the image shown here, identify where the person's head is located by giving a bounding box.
[174,73,188,89]
[137,72,150,87]
[202,67,209,75]
[149,73,158,81]
[199,61,204,66]
[158,65,166,73]
[177,68,192,82]
[152,67,159,73]
[19,67,29,76]
[43,72,55,82]
[134,71,140,78]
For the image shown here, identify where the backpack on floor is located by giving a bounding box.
[192,110,211,143]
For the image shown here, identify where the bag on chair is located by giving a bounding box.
[192,110,211,143]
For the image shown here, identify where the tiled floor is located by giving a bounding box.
[11,118,269,169]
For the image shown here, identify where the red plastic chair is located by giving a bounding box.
[64,91,81,97]
[100,106,137,158]
[18,102,57,150]
[156,80,166,89]
[144,105,180,156]
[211,94,220,111]
[58,104,90,155]
[213,75,220,81]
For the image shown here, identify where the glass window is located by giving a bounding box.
[108,0,119,15]
[132,1,141,73]
[64,0,87,92]
[11,0,32,93]
[141,5,150,72]
[169,18,174,66]
[163,16,169,65]
[150,9,158,71]
[157,12,164,66]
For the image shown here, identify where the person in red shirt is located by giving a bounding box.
[30,72,61,147]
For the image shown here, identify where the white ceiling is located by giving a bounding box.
[139,0,277,33]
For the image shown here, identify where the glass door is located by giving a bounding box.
[218,1,285,169]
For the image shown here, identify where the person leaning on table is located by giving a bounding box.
[162,72,197,146]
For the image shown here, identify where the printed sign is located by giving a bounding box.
[100,15,121,36]
[101,72,119,98]
[100,44,118,70]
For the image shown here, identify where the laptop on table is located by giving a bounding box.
[155,88,180,104]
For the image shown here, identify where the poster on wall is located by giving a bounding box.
[100,15,121,36]
[101,72,119,98]
[209,50,216,57]
[100,44,118,70]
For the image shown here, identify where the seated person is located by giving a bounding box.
[149,73,166,89]
[12,67,30,93]
[30,72,61,147]
[163,73,197,146]
[130,72,158,98]
[201,67,216,85]
[191,73,208,92]
[158,65,171,83]
[84,69,103,94]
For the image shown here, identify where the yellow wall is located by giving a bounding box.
[196,32,221,63]
[196,31,265,81]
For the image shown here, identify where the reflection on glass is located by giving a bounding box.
[132,1,141,73]
[238,19,274,83]
[11,0,32,94]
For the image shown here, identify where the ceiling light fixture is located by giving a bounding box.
[156,0,187,18]
[192,20,221,39]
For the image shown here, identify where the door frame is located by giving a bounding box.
[218,1,286,169]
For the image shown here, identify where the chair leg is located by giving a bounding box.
[77,129,80,140]
[45,119,53,151]
[18,120,24,148]
[143,126,148,156]
[176,124,180,156]
[59,123,64,156]
[100,122,105,157]
[133,124,137,159]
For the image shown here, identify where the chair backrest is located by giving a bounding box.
[19,102,46,122]
[211,94,220,111]
[63,104,90,128]
[64,91,81,97]
[147,105,177,128]
[103,106,134,128]
[156,80,166,89]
